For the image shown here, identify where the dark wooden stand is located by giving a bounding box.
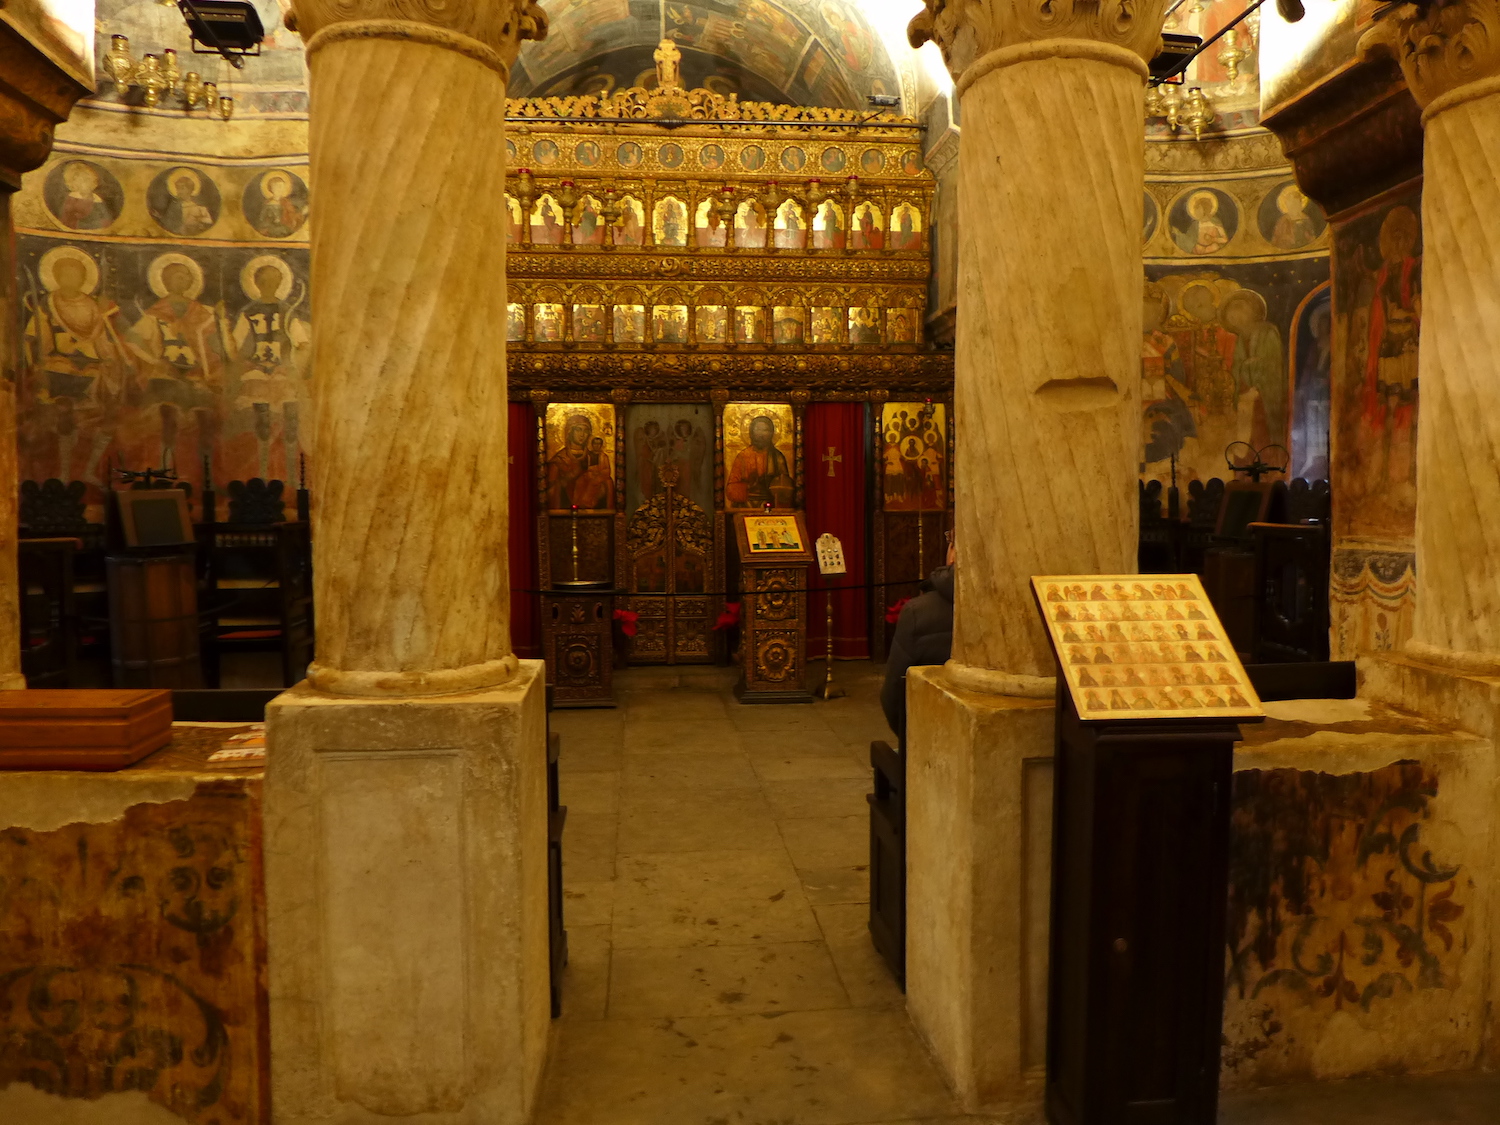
[541,585,620,708]
[547,730,568,1017]
[732,513,813,704]
[868,739,906,988]
[1045,684,1255,1125]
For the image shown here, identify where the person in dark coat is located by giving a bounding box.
[882,534,955,746]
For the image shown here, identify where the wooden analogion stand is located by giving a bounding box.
[733,510,813,703]
[1032,574,1264,1125]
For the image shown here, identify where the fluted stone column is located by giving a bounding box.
[290,0,545,697]
[1361,6,1500,672]
[0,17,91,691]
[1357,7,1500,1070]
[900,1,1166,1108]
[264,5,552,1123]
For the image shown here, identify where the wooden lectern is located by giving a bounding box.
[733,511,813,704]
[1032,575,1264,1125]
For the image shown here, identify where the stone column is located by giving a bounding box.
[1361,6,1500,672]
[265,4,552,1123]
[0,17,91,691]
[901,1,1165,1109]
[291,0,546,698]
[1357,6,1500,1069]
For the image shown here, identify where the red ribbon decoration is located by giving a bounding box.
[612,609,639,638]
[714,602,742,630]
[885,596,910,625]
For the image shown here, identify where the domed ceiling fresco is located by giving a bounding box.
[511,0,901,109]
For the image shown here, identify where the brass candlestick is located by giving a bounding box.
[570,503,580,583]
[815,585,844,700]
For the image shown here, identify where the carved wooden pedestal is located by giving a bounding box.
[733,512,812,704]
[542,587,618,708]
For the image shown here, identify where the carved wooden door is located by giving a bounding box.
[625,469,713,663]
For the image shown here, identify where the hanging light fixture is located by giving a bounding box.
[100,0,254,120]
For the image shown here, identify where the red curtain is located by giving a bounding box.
[508,402,541,659]
[804,402,869,659]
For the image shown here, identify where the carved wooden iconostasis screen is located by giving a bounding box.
[871,397,954,659]
[510,42,952,675]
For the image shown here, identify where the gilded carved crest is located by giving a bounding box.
[509,37,916,125]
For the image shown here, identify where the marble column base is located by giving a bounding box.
[904,665,1055,1111]
[264,661,549,1125]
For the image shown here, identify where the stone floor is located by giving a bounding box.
[533,663,1500,1125]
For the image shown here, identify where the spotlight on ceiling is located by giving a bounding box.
[1148,34,1202,82]
[867,94,901,108]
[177,1,265,65]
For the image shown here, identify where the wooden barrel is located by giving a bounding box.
[107,552,203,689]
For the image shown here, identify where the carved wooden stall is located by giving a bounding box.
[504,41,951,699]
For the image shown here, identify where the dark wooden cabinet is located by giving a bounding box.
[542,588,617,707]
[1046,688,1248,1125]
[868,739,906,988]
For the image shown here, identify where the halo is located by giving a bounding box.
[147,252,205,299]
[38,245,100,294]
[60,160,99,191]
[260,168,295,199]
[1277,183,1306,212]
[241,254,294,301]
[165,166,203,197]
[1188,190,1218,216]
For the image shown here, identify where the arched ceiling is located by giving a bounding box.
[511,0,902,110]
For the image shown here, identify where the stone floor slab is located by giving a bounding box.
[533,1007,961,1125]
[613,849,822,949]
[607,940,849,1019]
[779,814,870,870]
[617,788,783,855]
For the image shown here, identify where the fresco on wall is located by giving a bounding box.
[723,402,794,510]
[1326,185,1422,659]
[147,166,221,237]
[0,777,267,1123]
[1222,761,1472,1086]
[1141,258,1330,488]
[42,160,124,231]
[244,168,309,239]
[626,404,712,516]
[16,236,310,513]
[508,0,899,110]
[1169,188,1239,255]
[1259,182,1327,251]
[1290,284,1332,480]
[1332,193,1421,543]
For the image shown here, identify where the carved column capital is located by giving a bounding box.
[1360,0,1500,118]
[289,0,549,75]
[907,0,1168,93]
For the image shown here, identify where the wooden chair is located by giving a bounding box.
[199,480,313,687]
[1249,478,1332,663]
[19,479,109,678]
[868,739,906,988]
[17,538,79,686]
[201,520,314,688]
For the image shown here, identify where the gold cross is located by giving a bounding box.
[823,446,842,477]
